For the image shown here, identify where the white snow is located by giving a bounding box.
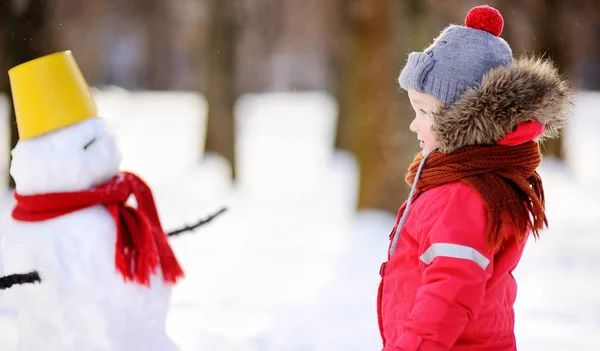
[234,91,338,197]
[0,90,599,350]
[563,92,600,196]
[92,88,208,188]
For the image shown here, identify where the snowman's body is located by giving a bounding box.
[2,117,178,351]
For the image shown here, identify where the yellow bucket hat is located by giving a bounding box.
[8,50,98,140]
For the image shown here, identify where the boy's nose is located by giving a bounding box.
[409,119,418,133]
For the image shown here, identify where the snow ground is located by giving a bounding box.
[1,90,599,350]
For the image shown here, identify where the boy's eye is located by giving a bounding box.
[419,109,428,115]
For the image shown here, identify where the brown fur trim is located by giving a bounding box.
[431,55,574,154]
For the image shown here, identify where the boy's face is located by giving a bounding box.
[408,89,441,155]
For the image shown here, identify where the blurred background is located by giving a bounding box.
[0,0,599,350]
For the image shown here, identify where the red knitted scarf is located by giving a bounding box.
[12,172,184,286]
[406,141,546,250]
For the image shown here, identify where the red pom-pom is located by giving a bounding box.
[464,5,504,37]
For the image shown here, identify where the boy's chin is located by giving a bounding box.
[420,147,436,156]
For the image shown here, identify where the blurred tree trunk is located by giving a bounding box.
[335,0,416,213]
[204,0,237,179]
[532,0,566,159]
[570,0,600,90]
[0,0,53,188]
[138,0,172,90]
[333,1,354,152]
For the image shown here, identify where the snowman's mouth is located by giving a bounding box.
[0,271,41,290]
[83,137,97,150]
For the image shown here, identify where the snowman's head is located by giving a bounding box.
[10,117,121,195]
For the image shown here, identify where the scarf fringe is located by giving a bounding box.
[156,234,184,284]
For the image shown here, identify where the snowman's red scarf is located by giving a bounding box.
[11,172,184,286]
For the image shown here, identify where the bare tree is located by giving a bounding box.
[0,0,53,188]
[335,0,422,213]
[530,0,568,159]
[137,0,173,90]
[204,0,237,178]
[333,0,354,152]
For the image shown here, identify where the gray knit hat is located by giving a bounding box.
[399,5,513,106]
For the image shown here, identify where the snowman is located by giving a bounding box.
[0,50,213,351]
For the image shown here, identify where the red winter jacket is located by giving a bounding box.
[376,109,550,351]
[377,182,525,351]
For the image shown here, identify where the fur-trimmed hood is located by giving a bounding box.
[431,56,574,154]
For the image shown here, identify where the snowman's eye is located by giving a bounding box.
[83,138,96,150]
